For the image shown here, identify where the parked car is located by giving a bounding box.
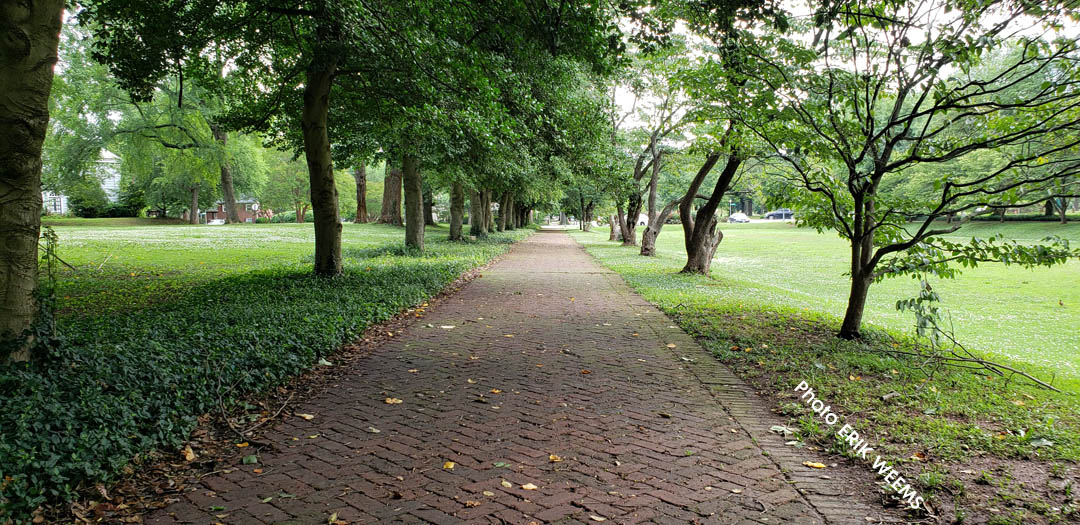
[727,212,750,223]
[764,208,793,220]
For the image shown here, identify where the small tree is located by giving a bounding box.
[739,0,1080,338]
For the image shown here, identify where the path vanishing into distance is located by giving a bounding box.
[151,231,881,524]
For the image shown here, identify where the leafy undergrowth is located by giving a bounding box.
[0,225,532,519]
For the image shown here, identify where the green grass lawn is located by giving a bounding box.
[577,221,1080,386]
[2,220,531,517]
[571,223,1080,466]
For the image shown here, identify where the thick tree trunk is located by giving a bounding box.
[839,272,873,339]
[1044,200,1055,217]
[189,185,200,224]
[353,165,368,223]
[679,152,736,274]
[0,0,63,360]
[483,190,494,232]
[379,161,403,226]
[622,193,643,246]
[211,125,240,224]
[295,204,305,223]
[449,181,464,240]
[615,203,631,242]
[1060,199,1068,224]
[301,65,343,276]
[583,201,594,231]
[422,184,436,226]
[609,214,621,241]
[498,193,509,231]
[470,190,487,238]
[402,154,424,251]
[559,211,568,225]
[641,200,680,256]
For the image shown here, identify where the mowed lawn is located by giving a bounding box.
[49,220,499,316]
[573,221,1080,388]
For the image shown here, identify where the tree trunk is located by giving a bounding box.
[483,190,494,232]
[0,0,63,360]
[301,64,343,277]
[622,193,642,246]
[189,185,200,224]
[839,271,873,339]
[1044,200,1055,217]
[470,189,486,238]
[641,200,681,256]
[402,153,424,251]
[379,162,403,226]
[449,181,464,240]
[295,204,305,223]
[353,165,368,223]
[1060,199,1068,224]
[498,193,509,231]
[422,184,436,226]
[679,152,736,275]
[211,125,240,224]
[609,214,621,241]
[583,201,594,231]
[616,203,632,242]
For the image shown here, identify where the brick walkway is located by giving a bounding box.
[151,231,875,524]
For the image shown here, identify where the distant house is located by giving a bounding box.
[41,150,122,215]
[204,198,265,223]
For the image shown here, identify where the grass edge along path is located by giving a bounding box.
[568,229,1079,461]
[0,227,534,520]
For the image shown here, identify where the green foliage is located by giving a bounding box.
[0,224,531,518]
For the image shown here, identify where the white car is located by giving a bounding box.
[208,219,226,225]
[727,212,750,223]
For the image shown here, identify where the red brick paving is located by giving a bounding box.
[149,231,876,524]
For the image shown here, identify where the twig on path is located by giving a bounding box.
[242,392,295,434]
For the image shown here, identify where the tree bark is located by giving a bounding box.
[449,181,464,240]
[353,164,368,223]
[422,184,436,226]
[839,271,873,339]
[470,189,487,238]
[498,193,509,231]
[622,192,643,246]
[1060,199,1068,224]
[301,64,343,277]
[189,185,200,224]
[483,190,494,232]
[211,125,240,224]
[379,158,403,226]
[679,152,735,274]
[609,214,621,241]
[0,0,64,360]
[402,153,424,251]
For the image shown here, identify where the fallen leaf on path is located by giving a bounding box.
[465,501,481,508]
[848,374,861,381]
[482,491,495,497]
[590,516,607,522]
[570,297,575,302]
[803,461,826,469]
[385,398,403,404]
[580,369,591,374]
[666,343,676,348]
[521,483,538,490]
[408,369,419,373]
[490,389,502,394]
[366,427,381,433]
[298,413,316,420]
[467,379,478,384]
[242,455,258,465]
[253,468,262,474]
[182,446,196,462]
[549,454,563,462]
[443,461,455,469]
[910,452,927,461]
[236,442,249,448]
[501,480,513,488]
[504,334,514,338]
[731,488,743,494]
[440,325,455,329]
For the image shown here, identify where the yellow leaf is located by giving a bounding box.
[803,461,827,469]
[467,379,478,384]
[298,413,316,420]
[408,369,419,373]
[385,398,403,404]
[580,369,591,374]
[182,445,196,462]
[443,461,455,470]
[910,451,927,461]
[236,442,249,448]
[482,490,495,497]
[590,516,607,522]
[501,480,513,488]
[666,343,676,348]
[549,454,563,462]
[327,512,337,524]
[521,483,538,490]
[504,334,514,338]
[490,389,502,394]
[570,297,575,302]
[465,500,481,507]
[1012,399,1025,406]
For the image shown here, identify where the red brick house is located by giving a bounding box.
[205,199,264,223]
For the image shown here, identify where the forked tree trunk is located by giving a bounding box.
[295,203,306,223]
[189,186,200,224]
[211,125,240,223]
[449,181,464,240]
[402,153,424,251]
[0,0,64,361]
[422,185,436,226]
[379,164,403,226]
[470,190,487,238]
[301,64,343,277]
[354,165,368,223]
[679,152,737,275]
